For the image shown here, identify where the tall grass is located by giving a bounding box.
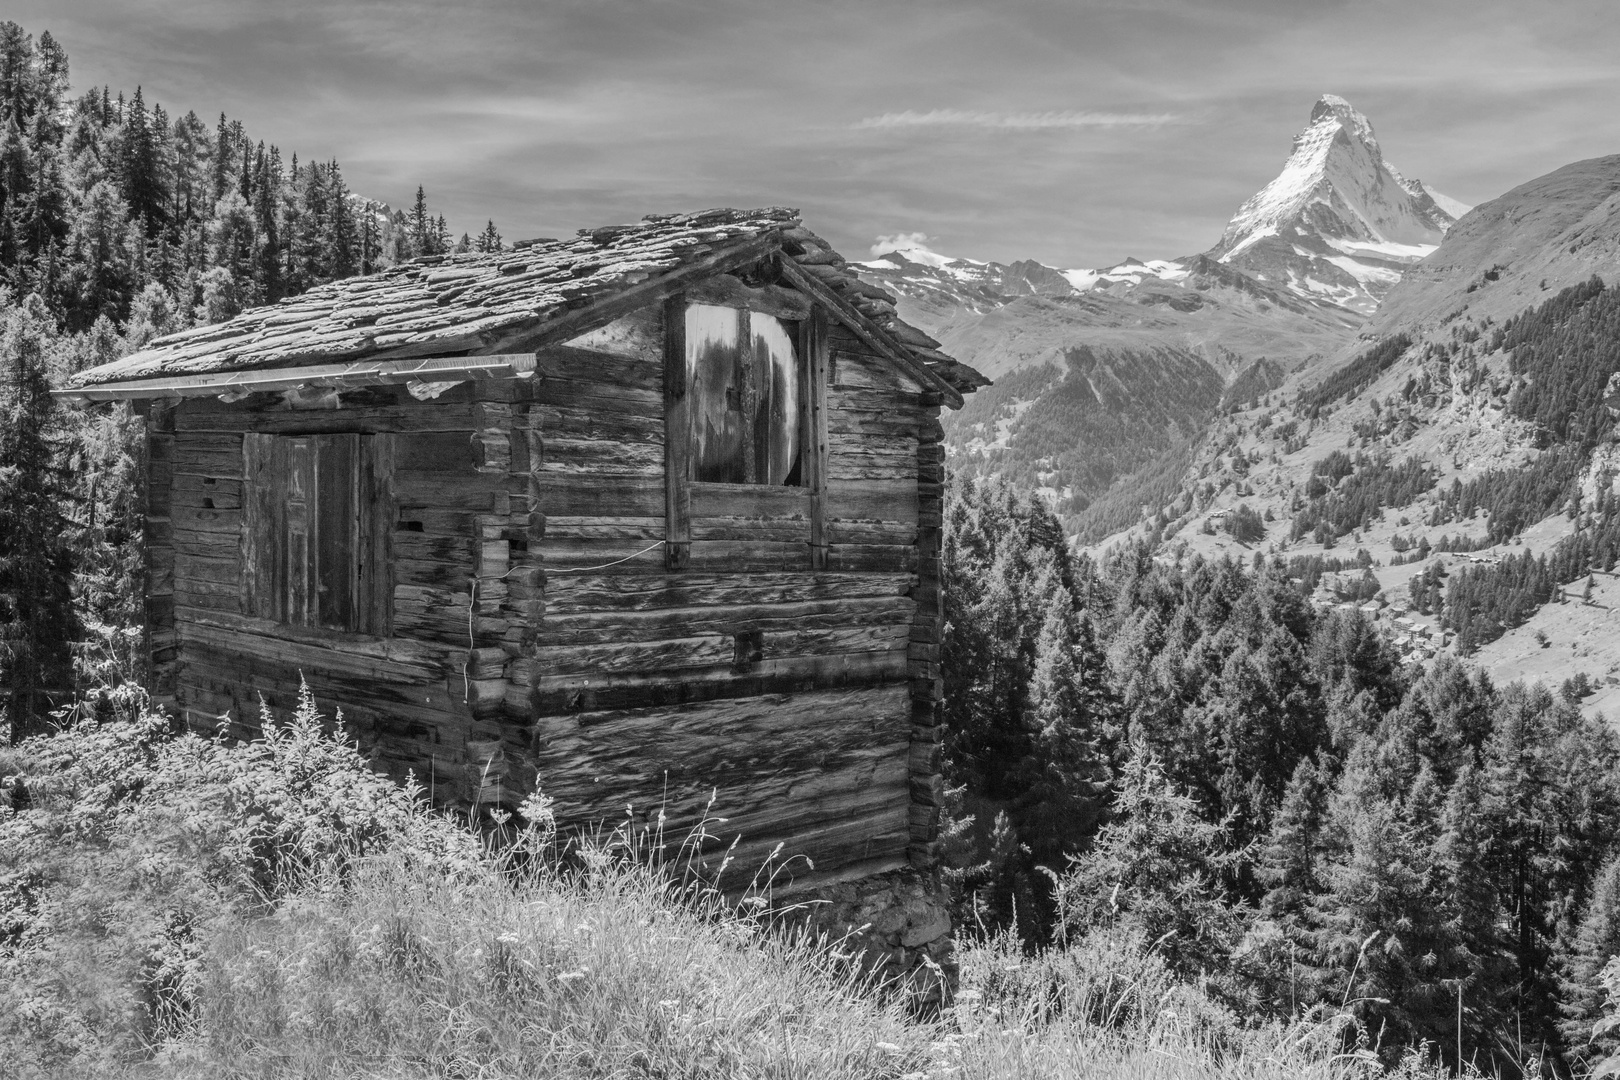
[2,689,1459,1079]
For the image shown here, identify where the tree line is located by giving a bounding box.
[0,21,494,340]
[0,20,485,739]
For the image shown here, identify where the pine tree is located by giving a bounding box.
[118,86,163,232]
[358,201,380,275]
[475,218,501,253]
[0,295,75,742]
[406,184,430,258]
[1016,590,1110,869]
[324,160,355,279]
[1052,755,1241,979]
[1561,854,1620,1066]
[1257,756,1327,920]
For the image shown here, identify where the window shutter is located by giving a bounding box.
[312,433,359,632]
[242,432,281,620]
[356,433,395,636]
[241,431,393,635]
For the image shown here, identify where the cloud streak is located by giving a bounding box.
[853,109,1179,131]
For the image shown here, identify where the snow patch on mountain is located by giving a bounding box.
[1207,94,1467,314]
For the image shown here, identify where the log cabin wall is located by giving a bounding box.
[152,383,517,801]
[140,294,946,891]
[512,304,942,888]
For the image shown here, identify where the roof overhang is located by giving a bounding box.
[53,353,536,403]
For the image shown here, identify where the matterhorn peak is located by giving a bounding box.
[1206,94,1469,314]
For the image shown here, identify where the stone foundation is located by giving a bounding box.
[797,866,954,1006]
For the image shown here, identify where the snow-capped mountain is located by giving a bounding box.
[1206,94,1470,314]
[857,239,1194,310]
[858,96,1464,319]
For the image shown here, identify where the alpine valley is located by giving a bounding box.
[864,94,1620,714]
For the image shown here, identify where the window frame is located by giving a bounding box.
[664,290,828,571]
[242,430,395,635]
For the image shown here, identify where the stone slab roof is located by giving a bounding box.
[68,207,988,400]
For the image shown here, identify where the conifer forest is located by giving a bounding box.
[10,18,1620,1080]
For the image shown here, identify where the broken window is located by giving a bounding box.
[685,303,802,485]
[241,432,394,634]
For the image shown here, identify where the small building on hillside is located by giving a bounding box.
[61,207,988,990]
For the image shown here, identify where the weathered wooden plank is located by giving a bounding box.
[173,587,241,613]
[532,380,663,415]
[172,530,240,559]
[826,479,920,525]
[531,405,663,443]
[538,438,663,476]
[533,636,735,677]
[532,686,910,807]
[535,537,915,574]
[827,521,918,545]
[394,431,481,474]
[175,393,481,435]
[530,596,915,647]
[540,516,664,540]
[688,482,811,519]
[177,616,448,686]
[543,571,913,614]
[393,474,504,512]
[536,473,665,518]
[395,556,473,590]
[717,803,910,882]
[171,504,242,535]
[174,554,241,585]
[535,345,661,393]
[179,608,460,667]
[763,622,911,658]
[529,649,910,716]
[531,613,909,677]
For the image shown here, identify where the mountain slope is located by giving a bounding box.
[1118,154,1620,710]
[1369,154,1620,335]
[853,94,1469,524]
[1207,95,1468,314]
[862,246,1355,517]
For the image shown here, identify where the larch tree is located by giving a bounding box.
[0,295,75,742]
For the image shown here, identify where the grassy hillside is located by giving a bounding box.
[1,687,1457,1079]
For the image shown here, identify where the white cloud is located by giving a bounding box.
[870,231,931,256]
[854,109,1178,130]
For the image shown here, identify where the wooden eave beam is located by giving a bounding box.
[55,353,537,403]
[774,258,964,410]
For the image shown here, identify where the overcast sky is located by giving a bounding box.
[12,0,1620,268]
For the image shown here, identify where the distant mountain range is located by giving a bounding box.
[859,95,1456,521]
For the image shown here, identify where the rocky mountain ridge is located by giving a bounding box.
[1207,94,1468,314]
[854,94,1456,528]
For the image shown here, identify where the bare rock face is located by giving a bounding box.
[1205,94,1470,315]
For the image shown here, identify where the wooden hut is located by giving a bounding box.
[61,207,987,985]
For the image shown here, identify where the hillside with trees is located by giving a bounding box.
[0,21,478,340]
[942,479,1620,1075]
